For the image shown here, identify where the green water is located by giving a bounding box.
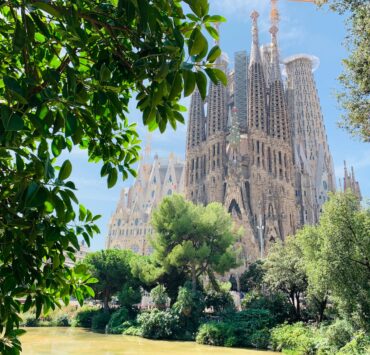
[21,327,276,354]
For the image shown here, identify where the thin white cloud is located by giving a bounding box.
[334,149,370,178]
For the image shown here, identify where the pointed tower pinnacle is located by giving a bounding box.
[250,11,261,65]
[269,25,282,82]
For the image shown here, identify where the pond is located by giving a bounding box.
[21,327,276,354]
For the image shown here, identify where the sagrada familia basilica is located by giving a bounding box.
[106,5,361,262]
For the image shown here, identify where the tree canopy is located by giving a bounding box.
[0,0,225,352]
[151,194,239,292]
[319,1,370,141]
[82,249,138,311]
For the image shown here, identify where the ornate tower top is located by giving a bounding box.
[250,11,261,64]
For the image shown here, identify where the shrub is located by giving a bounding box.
[138,310,179,339]
[196,322,226,346]
[249,329,270,349]
[172,284,205,335]
[337,331,370,355]
[106,308,129,334]
[73,306,100,328]
[123,325,142,336]
[21,313,38,327]
[271,322,319,354]
[150,285,168,310]
[55,314,70,327]
[205,289,235,314]
[118,283,141,310]
[324,319,354,350]
[91,311,111,331]
[242,291,294,325]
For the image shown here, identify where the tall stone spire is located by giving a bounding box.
[186,88,205,150]
[250,11,261,65]
[268,3,289,141]
[269,26,282,82]
[248,10,268,133]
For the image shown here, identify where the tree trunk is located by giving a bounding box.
[103,290,110,312]
[191,264,196,292]
[296,293,301,320]
[318,297,327,323]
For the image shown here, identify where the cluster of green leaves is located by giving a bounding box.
[0,0,226,352]
[318,1,370,141]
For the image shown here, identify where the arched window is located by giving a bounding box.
[167,189,172,195]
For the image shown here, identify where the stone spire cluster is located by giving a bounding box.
[185,8,336,261]
[343,161,362,200]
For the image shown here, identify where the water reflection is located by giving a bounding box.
[21,328,276,354]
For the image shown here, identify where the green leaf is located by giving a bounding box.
[189,28,207,56]
[107,168,118,188]
[213,68,228,86]
[205,24,219,41]
[32,2,62,18]
[207,15,227,23]
[195,71,207,100]
[205,68,219,85]
[13,20,26,52]
[207,45,221,63]
[59,160,72,180]
[168,73,183,100]
[100,63,111,82]
[65,113,78,137]
[183,70,196,97]
[79,204,87,222]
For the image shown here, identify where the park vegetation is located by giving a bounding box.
[21,192,370,354]
[318,0,370,141]
[0,0,226,353]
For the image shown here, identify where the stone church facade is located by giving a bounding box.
[105,145,185,255]
[185,10,335,263]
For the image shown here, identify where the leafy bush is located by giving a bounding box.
[118,283,141,310]
[91,311,111,331]
[172,284,205,336]
[196,312,272,350]
[138,310,179,339]
[150,285,168,310]
[73,306,100,328]
[271,322,319,354]
[249,329,270,349]
[123,325,143,336]
[324,319,354,350]
[55,314,70,327]
[242,291,294,325]
[337,331,370,355]
[205,289,235,314]
[106,308,129,334]
[196,322,227,346]
[20,312,38,327]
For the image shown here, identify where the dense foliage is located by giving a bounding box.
[0,0,225,352]
[82,249,138,311]
[319,1,370,141]
[151,194,239,291]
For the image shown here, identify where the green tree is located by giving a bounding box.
[295,225,330,322]
[83,249,137,312]
[263,237,307,320]
[0,0,225,352]
[315,192,370,328]
[151,194,239,292]
[319,1,370,141]
[239,260,265,293]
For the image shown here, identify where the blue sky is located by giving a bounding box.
[68,0,370,251]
